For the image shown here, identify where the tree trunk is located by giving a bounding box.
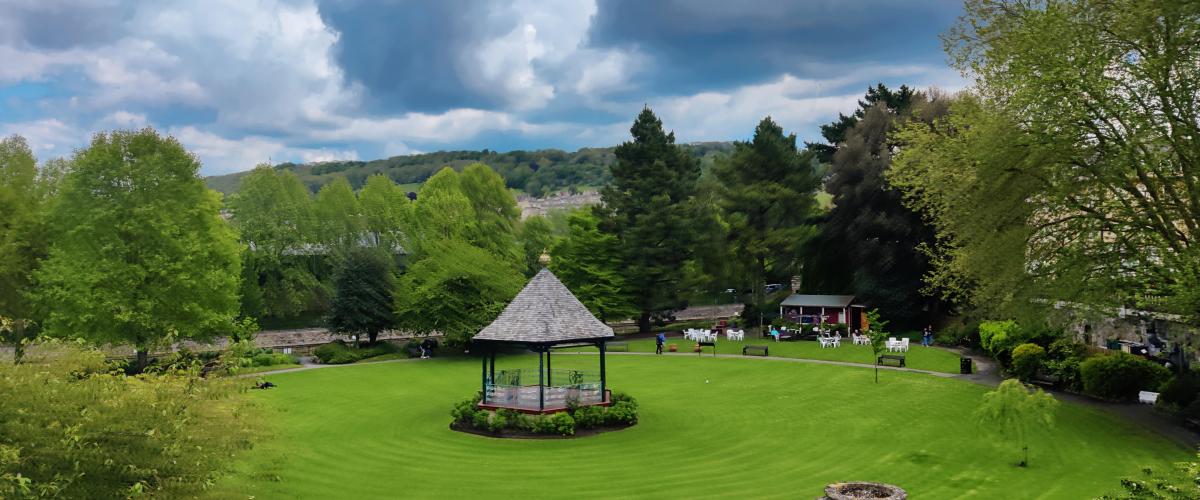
[11,320,27,364]
[368,330,379,345]
[134,349,149,374]
[637,311,651,334]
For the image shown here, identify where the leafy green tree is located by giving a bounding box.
[0,135,56,361]
[228,166,323,319]
[518,215,559,277]
[460,163,521,261]
[34,129,242,371]
[358,173,412,253]
[329,248,395,345]
[407,168,477,255]
[0,341,258,497]
[865,309,892,383]
[314,177,365,251]
[550,211,637,322]
[711,117,820,325]
[598,108,700,332]
[894,0,1200,322]
[393,239,524,345]
[974,379,1058,467]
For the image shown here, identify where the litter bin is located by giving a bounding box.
[960,357,973,375]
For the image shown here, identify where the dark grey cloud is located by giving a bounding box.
[0,1,133,49]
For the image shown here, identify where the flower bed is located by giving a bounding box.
[449,392,638,438]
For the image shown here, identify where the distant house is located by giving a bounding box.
[779,294,867,331]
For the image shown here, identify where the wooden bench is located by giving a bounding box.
[877,354,906,367]
[607,342,630,352]
[742,345,769,357]
[698,341,716,356]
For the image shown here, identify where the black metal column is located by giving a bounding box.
[489,350,495,384]
[599,340,607,401]
[538,349,545,410]
[546,346,552,385]
[480,346,487,404]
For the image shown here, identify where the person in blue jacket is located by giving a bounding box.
[655,332,666,354]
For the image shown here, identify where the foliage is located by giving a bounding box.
[0,342,258,498]
[450,393,483,424]
[0,135,58,360]
[572,405,605,429]
[357,173,412,253]
[978,320,1028,361]
[314,177,366,251]
[806,83,917,162]
[547,412,576,436]
[814,94,949,327]
[604,401,639,426]
[597,108,701,332]
[459,163,522,261]
[1100,450,1200,499]
[517,215,559,277]
[1157,372,1200,411]
[33,129,242,371]
[550,211,637,322]
[974,379,1059,467]
[710,117,820,323]
[895,0,1200,321]
[228,165,324,319]
[1080,352,1171,401]
[393,239,524,344]
[312,341,400,364]
[865,309,891,383]
[1010,343,1046,382]
[329,248,396,344]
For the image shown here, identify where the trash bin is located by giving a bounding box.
[960,357,973,375]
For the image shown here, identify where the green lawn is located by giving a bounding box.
[568,336,967,373]
[212,355,1186,499]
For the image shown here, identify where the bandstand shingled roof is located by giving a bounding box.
[474,268,615,344]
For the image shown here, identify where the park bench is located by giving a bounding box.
[697,341,717,356]
[607,342,630,352]
[877,354,906,368]
[742,344,769,357]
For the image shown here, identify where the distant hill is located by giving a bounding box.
[205,142,735,197]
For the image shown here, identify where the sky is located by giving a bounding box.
[0,0,970,176]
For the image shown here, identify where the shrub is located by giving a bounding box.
[938,320,981,347]
[548,412,575,436]
[605,401,639,426]
[573,405,604,429]
[450,394,482,424]
[1044,357,1083,391]
[1011,343,1046,382]
[530,415,556,434]
[1158,372,1200,410]
[471,409,491,430]
[610,391,638,408]
[313,342,360,364]
[1080,352,1170,401]
[0,342,259,498]
[979,320,1028,362]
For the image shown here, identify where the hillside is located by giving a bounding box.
[205,142,735,197]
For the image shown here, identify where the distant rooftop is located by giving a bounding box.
[780,294,858,308]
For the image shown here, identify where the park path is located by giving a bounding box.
[244,346,1200,449]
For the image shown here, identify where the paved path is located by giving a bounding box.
[244,346,1200,449]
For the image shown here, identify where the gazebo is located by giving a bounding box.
[473,268,615,413]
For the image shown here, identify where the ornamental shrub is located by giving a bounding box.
[471,409,490,429]
[610,391,638,408]
[450,394,482,424]
[605,401,639,425]
[573,405,604,429]
[1079,352,1170,401]
[530,415,556,434]
[313,342,360,364]
[548,412,575,436]
[1011,343,1046,382]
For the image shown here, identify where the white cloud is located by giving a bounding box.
[171,126,358,175]
[0,119,82,159]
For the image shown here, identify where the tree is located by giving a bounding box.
[974,379,1058,467]
[393,239,524,345]
[358,173,412,254]
[895,0,1200,322]
[329,248,395,345]
[314,177,365,252]
[407,168,477,256]
[711,117,820,325]
[806,83,916,162]
[34,129,242,372]
[550,211,638,322]
[518,215,559,277]
[228,166,322,319]
[598,108,700,333]
[459,163,521,262]
[819,96,949,327]
[865,309,892,383]
[0,135,56,362]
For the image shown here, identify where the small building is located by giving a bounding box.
[779,294,867,331]
[473,268,615,413]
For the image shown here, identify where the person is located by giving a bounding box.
[655,332,666,355]
[922,325,934,347]
[421,338,437,359]
[769,325,780,342]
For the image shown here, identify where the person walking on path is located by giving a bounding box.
[656,332,666,355]
[922,326,934,347]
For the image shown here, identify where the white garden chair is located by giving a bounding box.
[886,337,899,352]
[899,338,910,352]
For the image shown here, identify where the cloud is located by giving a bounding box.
[0,118,81,158]
[171,126,358,175]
